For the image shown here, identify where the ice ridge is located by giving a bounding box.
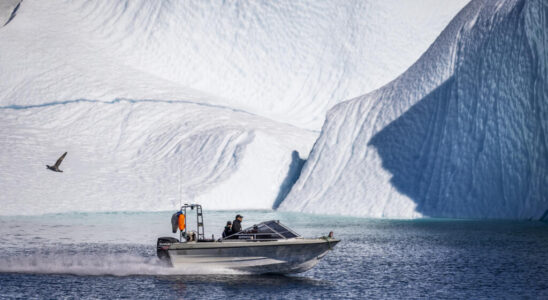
[280,0,548,219]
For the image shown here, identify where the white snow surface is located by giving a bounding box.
[281,0,548,219]
[0,0,468,129]
[0,0,469,215]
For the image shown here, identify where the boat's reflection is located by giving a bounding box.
[158,274,332,295]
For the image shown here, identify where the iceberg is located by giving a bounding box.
[0,0,468,215]
[280,0,548,219]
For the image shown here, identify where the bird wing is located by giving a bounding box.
[54,152,67,168]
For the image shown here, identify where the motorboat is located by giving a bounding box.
[156,204,340,274]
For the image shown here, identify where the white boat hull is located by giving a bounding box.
[159,238,339,274]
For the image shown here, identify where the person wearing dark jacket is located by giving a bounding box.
[222,221,232,238]
[231,214,243,235]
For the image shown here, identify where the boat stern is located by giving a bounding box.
[157,237,178,266]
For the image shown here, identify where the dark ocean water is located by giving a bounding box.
[0,211,547,299]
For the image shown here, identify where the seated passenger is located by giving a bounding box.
[231,214,243,235]
[222,221,232,238]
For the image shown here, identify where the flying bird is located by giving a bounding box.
[47,152,67,172]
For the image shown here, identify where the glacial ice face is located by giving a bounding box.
[0,0,468,215]
[281,0,548,219]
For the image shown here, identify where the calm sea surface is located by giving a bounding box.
[1,211,547,299]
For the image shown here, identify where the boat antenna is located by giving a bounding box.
[179,152,183,208]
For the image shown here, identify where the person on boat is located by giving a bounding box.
[251,225,258,233]
[231,214,243,234]
[222,221,232,238]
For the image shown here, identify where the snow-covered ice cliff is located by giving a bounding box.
[0,0,466,215]
[281,0,548,219]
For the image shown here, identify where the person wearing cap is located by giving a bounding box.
[222,221,232,238]
[231,214,243,235]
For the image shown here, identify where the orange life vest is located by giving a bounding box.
[178,213,185,231]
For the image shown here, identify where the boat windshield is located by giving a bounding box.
[223,220,301,240]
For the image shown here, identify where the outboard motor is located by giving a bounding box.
[157,237,178,265]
